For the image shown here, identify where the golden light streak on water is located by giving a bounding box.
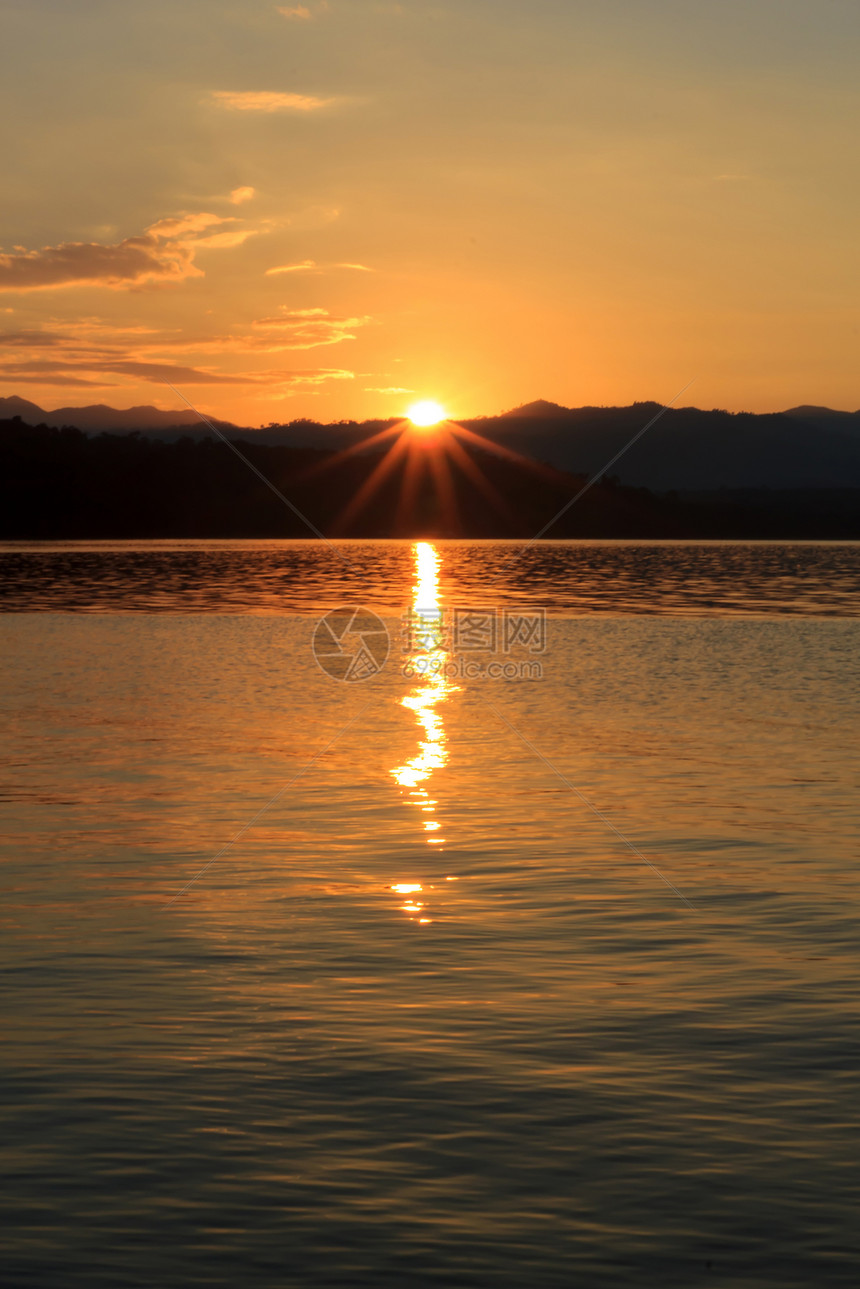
[390,541,459,922]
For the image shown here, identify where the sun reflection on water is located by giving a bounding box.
[390,541,459,923]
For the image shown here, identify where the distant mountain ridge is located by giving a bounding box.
[501,399,573,419]
[477,403,860,490]
[782,405,860,432]
[0,395,236,433]
[3,394,860,491]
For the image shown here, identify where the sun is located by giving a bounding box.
[407,400,446,428]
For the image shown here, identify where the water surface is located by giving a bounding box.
[1,538,858,614]
[1,541,858,1288]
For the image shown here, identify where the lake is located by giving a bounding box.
[1,540,858,1288]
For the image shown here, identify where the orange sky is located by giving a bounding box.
[1,0,858,424]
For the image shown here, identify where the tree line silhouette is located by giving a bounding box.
[2,416,858,539]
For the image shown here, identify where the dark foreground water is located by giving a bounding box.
[1,541,859,1288]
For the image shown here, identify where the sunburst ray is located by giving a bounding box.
[394,439,428,533]
[424,439,460,532]
[437,427,515,523]
[294,421,405,483]
[446,421,563,482]
[331,430,412,532]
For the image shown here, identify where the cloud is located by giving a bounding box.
[0,212,255,293]
[0,236,198,293]
[192,228,258,250]
[265,260,372,276]
[107,311,370,355]
[0,354,354,388]
[277,2,330,17]
[0,357,253,385]
[0,317,361,390]
[1,309,370,358]
[265,367,354,385]
[0,329,66,347]
[106,361,258,385]
[365,386,413,394]
[0,320,160,348]
[211,90,334,113]
[0,371,112,388]
[229,186,257,205]
[265,260,318,275]
[146,213,224,239]
[251,307,371,349]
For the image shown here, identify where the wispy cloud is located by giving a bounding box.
[269,367,353,386]
[0,212,256,293]
[145,213,224,239]
[211,90,334,113]
[121,310,371,355]
[251,307,371,349]
[266,260,317,275]
[265,260,373,276]
[0,315,363,390]
[0,358,255,386]
[193,228,257,250]
[0,370,110,388]
[276,2,330,18]
[0,235,197,293]
[365,386,413,394]
[229,186,256,205]
[0,353,355,390]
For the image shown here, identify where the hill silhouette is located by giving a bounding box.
[501,399,572,419]
[1,409,859,539]
[4,394,859,492]
[471,403,860,491]
[0,395,237,434]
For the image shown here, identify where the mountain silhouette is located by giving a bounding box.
[472,403,860,490]
[0,396,235,433]
[2,404,860,538]
[782,405,860,434]
[500,399,572,419]
[3,395,860,496]
[0,396,46,423]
